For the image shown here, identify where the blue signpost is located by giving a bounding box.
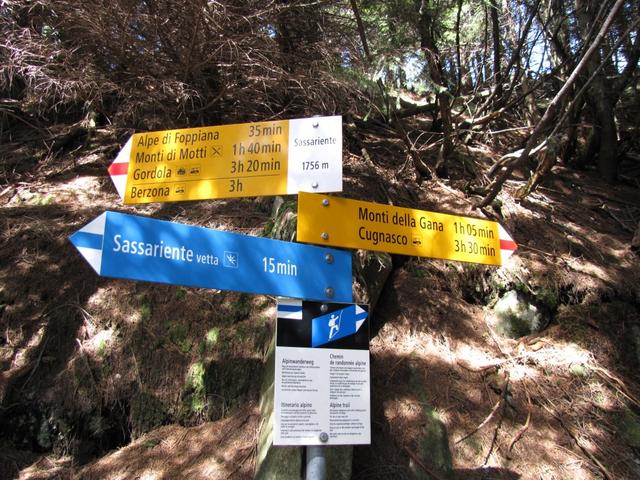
[311,304,368,347]
[69,211,352,302]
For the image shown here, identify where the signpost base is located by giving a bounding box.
[306,446,326,480]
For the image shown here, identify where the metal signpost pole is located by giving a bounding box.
[304,309,327,480]
[305,444,326,480]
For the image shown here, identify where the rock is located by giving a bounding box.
[492,290,548,339]
[414,411,454,480]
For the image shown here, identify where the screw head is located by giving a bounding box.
[324,253,334,264]
[325,287,335,298]
[312,181,319,189]
[321,232,329,240]
[319,432,329,443]
[320,304,328,313]
[312,122,319,128]
[322,198,330,207]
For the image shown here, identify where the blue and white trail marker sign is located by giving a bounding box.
[69,211,352,302]
[274,299,370,446]
[311,304,368,347]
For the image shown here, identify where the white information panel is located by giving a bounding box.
[286,115,342,194]
[274,300,371,446]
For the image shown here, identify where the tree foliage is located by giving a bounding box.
[1,0,367,131]
[1,0,639,194]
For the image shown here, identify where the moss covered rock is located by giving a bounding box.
[492,290,548,339]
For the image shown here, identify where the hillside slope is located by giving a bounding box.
[1,119,640,479]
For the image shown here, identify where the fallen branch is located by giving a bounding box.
[507,384,532,458]
[393,114,436,180]
[483,377,509,465]
[486,140,547,177]
[507,410,530,458]
[591,366,640,408]
[455,397,503,444]
[19,336,49,391]
[404,445,448,480]
[457,108,505,129]
[0,186,15,198]
[0,103,47,133]
[600,204,634,233]
[542,403,612,480]
[476,0,627,209]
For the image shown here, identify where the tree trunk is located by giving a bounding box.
[455,0,463,94]
[416,0,454,175]
[499,0,542,108]
[474,51,485,86]
[576,0,619,182]
[477,0,626,207]
[349,0,371,62]
[490,0,502,102]
[593,92,618,182]
[561,96,585,164]
[483,4,490,85]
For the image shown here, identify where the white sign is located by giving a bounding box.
[274,299,371,446]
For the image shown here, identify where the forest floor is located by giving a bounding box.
[1,115,640,480]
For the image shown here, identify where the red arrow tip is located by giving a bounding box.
[108,162,129,176]
[500,239,517,251]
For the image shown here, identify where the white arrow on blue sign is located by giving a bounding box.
[311,304,368,347]
[69,211,352,302]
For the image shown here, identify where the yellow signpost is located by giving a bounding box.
[108,116,342,204]
[297,192,517,266]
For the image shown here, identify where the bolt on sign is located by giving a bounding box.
[108,115,342,204]
[297,192,517,266]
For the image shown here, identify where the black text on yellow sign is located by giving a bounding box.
[296,192,517,266]
[108,116,343,204]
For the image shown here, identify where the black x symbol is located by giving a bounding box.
[211,146,222,156]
